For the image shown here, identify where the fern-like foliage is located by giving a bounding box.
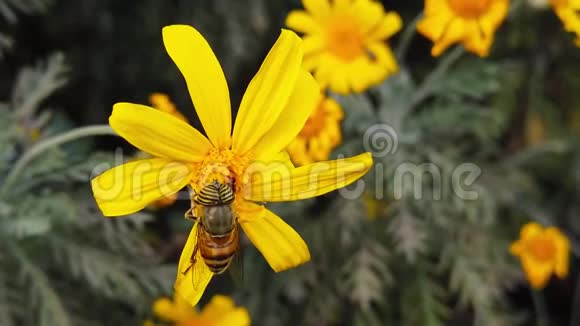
[0,54,172,325]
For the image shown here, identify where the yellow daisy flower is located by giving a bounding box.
[287,96,343,165]
[91,25,373,305]
[510,222,570,289]
[148,294,250,326]
[285,0,402,94]
[417,0,509,57]
[549,0,580,45]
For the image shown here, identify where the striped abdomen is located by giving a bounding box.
[198,225,239,274]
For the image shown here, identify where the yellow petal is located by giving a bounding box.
[431,18,466,57]
[520,222,543,240]
[368,12,403,41]
[162,25,232,149]
[302,35,326,54]
[152,297,196,322]
[286,10,320,34]
[232,29,303,155]
[149,93,187,122]
[520,253,554,289]
[509,240,524,256]
[351,0,384,34]
[110,103,211,162]
[334,0,353,12]
[174,223,213,306]
[200,295,235,318]
[302,0,330,19]
[252,70,320,161]
[243,152,373,202]
[547,228,570,278]
[217,308,251,326]
[200,295,250,325]
[239,203,310,272]
[91,158,193,216]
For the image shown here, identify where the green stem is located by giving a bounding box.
[409,46,465,111]
[395,12,423,63]
[531,289,549,326]
[0,125,115,197]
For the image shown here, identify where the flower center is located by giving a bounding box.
[528,236,557,262]
[447,0,493,18]
[550,0,568,7]
[299,103,328,138]
[327,20,364,61]
[194,148,251,195]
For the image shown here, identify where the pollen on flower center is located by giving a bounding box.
[194,148,251,195]
[528,237,557,262]
[327,20,364,61]
[447,0,493,18]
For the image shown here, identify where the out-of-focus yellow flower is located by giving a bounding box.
[91,25,373,306]
[569,110,580,133]
[150,93,188,122]
[417,0,509,57]
[510,222,570,289]
[287,96,343,165]
[549,0,580,46]
[525,112,546,146]
[363,193,387,220]
[285,0,402,94]
[148,295,250,326]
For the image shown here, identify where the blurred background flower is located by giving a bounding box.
[146,294,250,326]
[417,0,509,57]
[287,95,343,165]
[285,0,402,94]
[510,222,570,289]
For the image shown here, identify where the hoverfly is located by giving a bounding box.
[183,180,241,287]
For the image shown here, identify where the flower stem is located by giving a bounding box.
[395,12,423,63]
[531,289,549,326]
[0,125,115,197]
[409,46,465,111]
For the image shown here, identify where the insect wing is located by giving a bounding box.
[191,245,213,291]
[175,222,212,305]
[228,245,245,289]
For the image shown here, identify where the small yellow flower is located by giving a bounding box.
[91,25,373,305]
[285,0,402,94]
[549,0,580,46]
[149,93,188,122]
[417,0,509,57]
[149,294,250,326]
[363,193,387,221]
[510,222,570,289]
[525,112,546,146]
[287,96,343,165]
